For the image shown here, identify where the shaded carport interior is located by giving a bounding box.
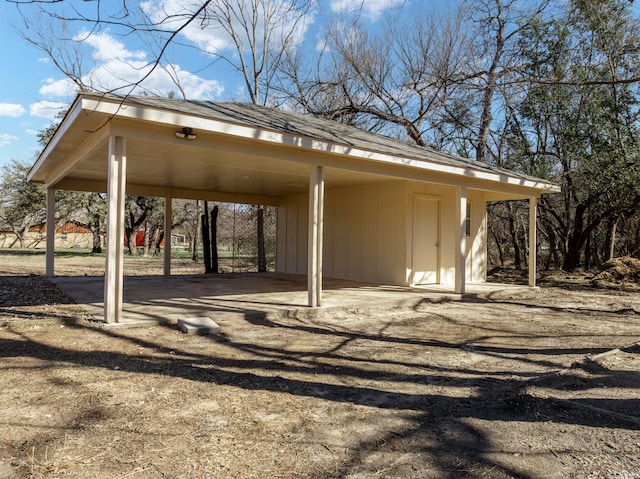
[49,272,540,327]
[28,93,560,324]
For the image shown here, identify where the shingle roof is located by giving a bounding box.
[111,94,553,186]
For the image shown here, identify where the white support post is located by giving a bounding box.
[164,189,172,276]
[317,167,324,306]
[529,196,537,288]
[45,187,56,277]
[308,166,325,307]
[104,136,127,323]
[455,187,467,294]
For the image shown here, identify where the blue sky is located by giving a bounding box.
[0,2,68,168]
[2,0,639,173]
[0,0,424,171]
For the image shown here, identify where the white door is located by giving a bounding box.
[413,197,440,285]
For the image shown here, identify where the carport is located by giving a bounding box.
[28,93,559,323]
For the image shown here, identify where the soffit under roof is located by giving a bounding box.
[28,93,560,202]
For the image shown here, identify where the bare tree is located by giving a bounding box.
[277,4,474,145]
[0,160,46,248]
[459,0,551,163]
[10,0,312,269]
[198,0,313,105]
[9,0,314,103]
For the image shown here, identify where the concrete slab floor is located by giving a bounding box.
[50,272,536,327]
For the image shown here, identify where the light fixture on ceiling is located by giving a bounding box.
[175,127,197,140]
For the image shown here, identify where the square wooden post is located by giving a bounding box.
[529,197,537,287]
[164,189,172,276]
[104,136,126,323]
[45,187,56,277]
[455,187,467,294]
[308,165,324,307]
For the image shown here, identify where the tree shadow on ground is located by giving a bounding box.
[1,304,639,478]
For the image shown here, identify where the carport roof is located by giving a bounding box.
[28,92,560,202]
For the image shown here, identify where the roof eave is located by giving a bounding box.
[79,94,560,194]
[30,92,561,196]
[27,95,85,183]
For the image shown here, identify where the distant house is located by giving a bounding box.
[0,228,18,248]
[17,221,93,249]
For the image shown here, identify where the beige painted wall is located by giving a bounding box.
[324,181,408,284]
[277,180,408,284]
[466,190,488,283]
[276,179,488,286]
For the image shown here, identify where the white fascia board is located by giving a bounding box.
[44,126,109,189]
[84,95,561,194]
[27,97,84,183]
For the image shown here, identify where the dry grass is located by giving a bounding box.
[1,250,640,478]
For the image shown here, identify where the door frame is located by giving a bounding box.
[411,195,441,286]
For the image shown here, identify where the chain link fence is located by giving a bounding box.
[211,203,277,273]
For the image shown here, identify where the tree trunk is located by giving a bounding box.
[507,204,521,270]
[562,203,587,271]
[192,200,200,261]
[604,217,619,261]
[210,206,219,273]
[563,212,586,271]
[13,223,31,249]
[126,230,138,256]
[143,220,152,257]
[520,213,529,266]
[633,221,640,253]
[154,231,164,257]
[475,3,505,165]
[202,201,212,274]
[490,228,504,266]
[584,233,592,270]
[257,206,266,272]
[561,198,623,271]
[563,246,581,271]
[91,218,102,253]
[541,221,560,270]
[126,200,154,256]
[17,232,25,249]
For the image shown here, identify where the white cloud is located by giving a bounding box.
[79,57,224,99]
[40,77,78,97]
[143,0,230,54]
[0,103,26,117]
[74,30,147,63]
[142,0,313,55]
[160,64,225,99]
[36,2,316,103]
[330,0,404,20]
[30,101,68,120]
[0,134,19,147]
[39,30,224,100]
[25,129,40,136]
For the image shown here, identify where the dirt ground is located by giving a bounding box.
[1,251,640,479]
